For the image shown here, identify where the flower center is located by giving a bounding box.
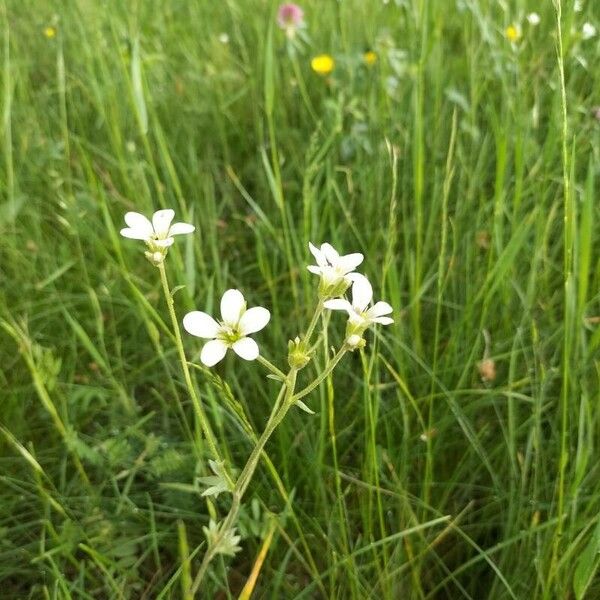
[217,324,242,345]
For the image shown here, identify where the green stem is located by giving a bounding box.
[257,355,286,380]
[293,347,348,403]
[190,302,340,595]
[191,370,298,595]
[157,262,221,464]
[304,301,323,343]
[550,0,572,595]
[289,51,318,123]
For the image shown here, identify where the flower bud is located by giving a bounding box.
[145,250,166,266]
[288,336,312,369]
[345,334,366,351]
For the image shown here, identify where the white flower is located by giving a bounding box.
[183,289,270,367]
[575,0,583,13]
[120,209,195,247]
[307,242,364,297]
[324,274,393,346]
[583,22,597,40]
[526,13,540,26]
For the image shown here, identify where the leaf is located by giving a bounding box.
[266,373,285,382]
[264,24,274,117]
[0,425,43,474]
[574,518,600,600]
[295,399,315,415]
[171,285,186,298]
[198,459,233,497]
[131,36,148,134]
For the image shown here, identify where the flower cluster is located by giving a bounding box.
[307,242,363,298]
[277,3,305,38]
[121,211,393,365]
[274,3,379,77]
[119,210,394,586]
[324,274,393,349]
[308,241,394,350]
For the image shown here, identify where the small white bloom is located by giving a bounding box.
[218,32,230,44]
[120,209,195,246]
[183,289,270,367]
[583,22,597,40]
[324,274,394,342]
[575,0,583,13]
[345,334,365,350]
[526,13,540,26]
[307,242,364,297]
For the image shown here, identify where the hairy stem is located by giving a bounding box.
[257,355,287,380]
[293,347,348,403]
[191,370,298,595]
[304,300,324,342]
[190,301,345,595]
[157,262,222,464]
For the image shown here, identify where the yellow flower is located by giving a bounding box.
[505,24,521,43]
[311,54,335,76]
[363,51,377,66]
[43,26,57,39]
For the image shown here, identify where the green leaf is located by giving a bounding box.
[131,36,148,134]
[574,519,600,600]
[295,399,315,415]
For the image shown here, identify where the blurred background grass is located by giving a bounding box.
[1,0,599,597]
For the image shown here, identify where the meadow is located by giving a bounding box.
[1,0,599,598]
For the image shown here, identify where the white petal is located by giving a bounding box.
[152,209,175,237]
[368,301,393,318]
[348,311,367,326]
[307,266,322,275]
[183,311,220,338]
[308,242,327,267]
[374,316,394,325]
[154,237,174,248]
[321,243,339,265]
[201,339,228,367]
[120,227,150,240]
[337,253,364,273]
[351,275,373,311]
[124,212,153,237]
[238,307,270,335]
[345,272,364,283]
[220,289,246,326]
[232,337,259,361]
[169,222,195,236]
[323,299,353,313]
[320,266,340,286]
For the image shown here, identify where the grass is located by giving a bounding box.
[1,0,599,597]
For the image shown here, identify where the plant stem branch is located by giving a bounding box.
[191,370,298,595]
[304,301,323,343]
[256,355,286,380]
[293,347,348,403]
